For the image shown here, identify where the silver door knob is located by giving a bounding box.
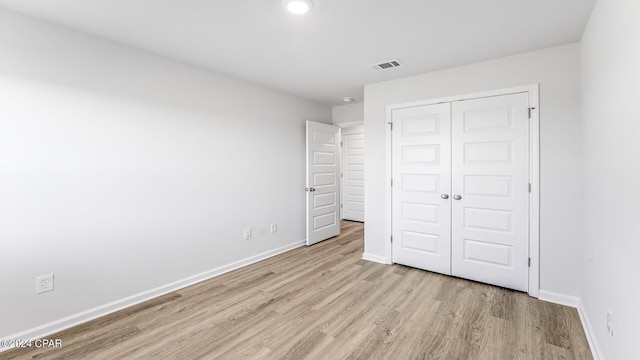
[441,194,449,199]
[306,187,316,192]
[453,194,462,200]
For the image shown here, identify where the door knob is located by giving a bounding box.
[453,194,462,200]
[441,194,449,199]
[306,187,316,192]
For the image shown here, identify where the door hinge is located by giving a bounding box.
[390,178,394,187]
[341,203,343,209]
[340,141,343,147]
[528,107,536,119]
[341,173,343,178]
[528,257,531,267]
[388,121,393,131]
[528,183,532,193]
[391,235,393,243]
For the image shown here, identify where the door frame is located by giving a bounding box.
[384,84,540,297]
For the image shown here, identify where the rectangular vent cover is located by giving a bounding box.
[370,59,402,71]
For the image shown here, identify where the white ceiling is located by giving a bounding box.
[0,0,595,106]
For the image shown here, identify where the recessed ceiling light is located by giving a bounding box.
[283,0,313,14]
[343,97,355,103]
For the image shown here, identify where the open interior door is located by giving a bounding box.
[306,121,341,245]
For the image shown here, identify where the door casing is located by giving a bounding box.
[384,85,540,297]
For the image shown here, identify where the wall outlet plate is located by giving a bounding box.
[244,229,252,240]
[36,273,55,294]
[606,309,614,336]
[270,223,277,233]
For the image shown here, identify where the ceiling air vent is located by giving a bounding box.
[370,59,402,71]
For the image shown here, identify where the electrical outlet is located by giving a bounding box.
[606,309,614,336]
[270,223,277,233]
[244,229,252,240]
[36,273,54,294]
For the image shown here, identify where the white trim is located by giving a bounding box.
[362,252,389,264]
[339,128,344,220]
[577,299,604,360]
[0,240,305,352]
[384,105,394,265]
[340,125,365,135]
[528,84,540,298]
[385,84,540,297]
[538,290,580,308]
[537,292,602,360]
[334,121,364,128]
[386,85,539,111]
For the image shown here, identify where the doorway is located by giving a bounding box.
[388,85,539,294]
[305,122,365,245]
[341,125,365,222]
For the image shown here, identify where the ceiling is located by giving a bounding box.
[0,0,595,106]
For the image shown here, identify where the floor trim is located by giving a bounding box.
[577,299,604,360]
[538,290,580,308]
[1,239,306,352]
[361,252,389,264]
[538,291,602,360]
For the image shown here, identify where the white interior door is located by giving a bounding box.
[341,125,365,222]
[306,121,341,246]
[450,93,530,291]
[391,104,452,275]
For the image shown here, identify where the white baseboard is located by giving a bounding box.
[361,252,389,264]
[537,292,603,360]
[577,299,604,360]
[538,290,580,308]
[1,239,305,352]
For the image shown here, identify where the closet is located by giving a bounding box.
[391,91,532,292]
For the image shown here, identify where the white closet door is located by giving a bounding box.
[392,103,451,275]
[341,126,365,222]
[450,93,530,291]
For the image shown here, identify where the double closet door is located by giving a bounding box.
[391,92,530,292]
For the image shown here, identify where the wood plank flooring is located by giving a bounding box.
[2,221,592,359]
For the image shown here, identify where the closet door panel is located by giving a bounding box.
[450,93,530,291]
[391,104,452,275]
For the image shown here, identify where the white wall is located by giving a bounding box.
[580,0,640,358]
[364,44,582,298]
[332,102,364,125]
[0,9,330,339]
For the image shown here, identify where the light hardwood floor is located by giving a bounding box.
[2,221,592,360]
